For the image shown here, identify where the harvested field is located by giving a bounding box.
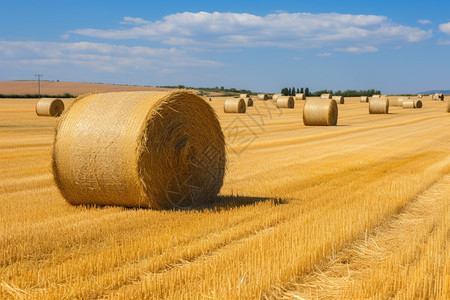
[0,96,449,299]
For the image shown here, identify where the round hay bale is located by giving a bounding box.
[240,94,249,98]
[417,94,423,98]
[332,96,344,104]
[447,100,450,113]
[224,98,246,113]
[276,96,295,108]
[320,94,332,99]
[372,94,381,98]
[438,93,444,101]
[257,94,268,100]
[415,100,423,108]
[36,98,65,117]
[369,98,389,114]
[391,98,405,107]
[402,99,415,109]
[295,93,306,100]
[272,94,282,101]
[360,96,369,103]
[303,99,338,126]
[52,91,226,209]
[244,97,254,107]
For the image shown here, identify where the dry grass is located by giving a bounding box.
[0,96,449,299]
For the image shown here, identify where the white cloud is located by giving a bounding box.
[417,19,431,25]
[71,12,432,49]
[0,41,222,72]
[335,46,378,54]
[317,52,332,56]
[439,22,450,35]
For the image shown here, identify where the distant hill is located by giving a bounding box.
[0,81,170,96]
[419,90,450,95]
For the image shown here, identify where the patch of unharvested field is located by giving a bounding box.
[0,96,449,299]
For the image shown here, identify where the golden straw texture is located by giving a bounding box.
[239,94,249,98]
[276,96,295,108]
[303,98,338,126]
[320,94,332,99]
[372,95,381,98]
[295,93,306,100]
[257,94,268,100]
[35,98,65,117]
[52,91,226,209]
[244,97,254,107]
[447,100,450,112]
[391,98,405,107]
[272,94,282,101]
[401,99,415,109]
[224,98,246,113]
[360,96,369,103]
[369,98,389,114]
[332,96,344,104]
[417,94,423,98]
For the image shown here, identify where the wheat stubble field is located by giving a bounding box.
[1,95,449,299]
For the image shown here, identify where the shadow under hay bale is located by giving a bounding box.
[53,90,226,209]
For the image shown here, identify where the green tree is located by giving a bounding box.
[305,88,309,96]
[300,87,304,93]
[292,87,296,96]
[288,88,292,96]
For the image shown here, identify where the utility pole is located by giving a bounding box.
[35,74,43,98]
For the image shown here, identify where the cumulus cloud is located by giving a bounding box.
[71,11,432,50]
[439,22,450,35]
[317,52,333,56]
[417,19,431,25]
[335,46,378,54]
[0,41,222,72]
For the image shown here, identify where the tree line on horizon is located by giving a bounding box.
[281,87,382,97]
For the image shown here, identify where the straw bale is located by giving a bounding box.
[360,96,369,103]
[244,97,254,107]
[332,96,344,104]
[36,98,64,117]
[52,91,226,209]
[401,99,415,108]
[303,98,338,126]
[369,98,389,114]
[272,94,282,101]
[372,95,381,98]
[224,98,246,113]
[417,94,422,98]
[240,94,249,98]
[276,96,295,108]
[320,94,332,99]
[257,94,268,100]
[447,100,450,113]
[295,93,306,100]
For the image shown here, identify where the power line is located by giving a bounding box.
[35,74,43,98]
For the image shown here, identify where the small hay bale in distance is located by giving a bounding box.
[303,98,338,126]
[360,96,369,103]
[401,99,415,109]
[372,94,381,98]
[36,98,65,117]
[240,93,249,98]
[332,96,344,104]
[276,96,295,108]
[52,91,226,209]
[224,98,246,113]
[369,97,389,114]
[391,97,405,107]
[244,97,254,107]
[320,94,332,99]
[417,94,423,98]
[272,94,282,101]
[437,93,444,101]
[257,94,268,100]
[295,93,306,100]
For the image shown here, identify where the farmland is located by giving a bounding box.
[0,95,449,299]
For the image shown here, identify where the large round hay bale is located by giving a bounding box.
[240,94,249,98]
[257,94,268,100]
[320,94,332,99]
[295,93,306,100]
[332,96,344,104]
[224,98,246,113]
[52,91,226,209]
[36,98,65,117]
[360,96,369,103]
[244,97,254,107]
[303,99,338,126]
[369,98,389,114]
[276,96,295,108]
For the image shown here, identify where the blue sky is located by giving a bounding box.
[0,0,449,93]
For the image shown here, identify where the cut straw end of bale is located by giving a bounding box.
[36,98,65,117]
[244,97,254,107]
[224,98,246,113]
[52,91,226,209]
[276,96,295,108]
[303,98,338,126]
[360,96,369,103]
[369,98,389,114]
[257,94,268,100]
